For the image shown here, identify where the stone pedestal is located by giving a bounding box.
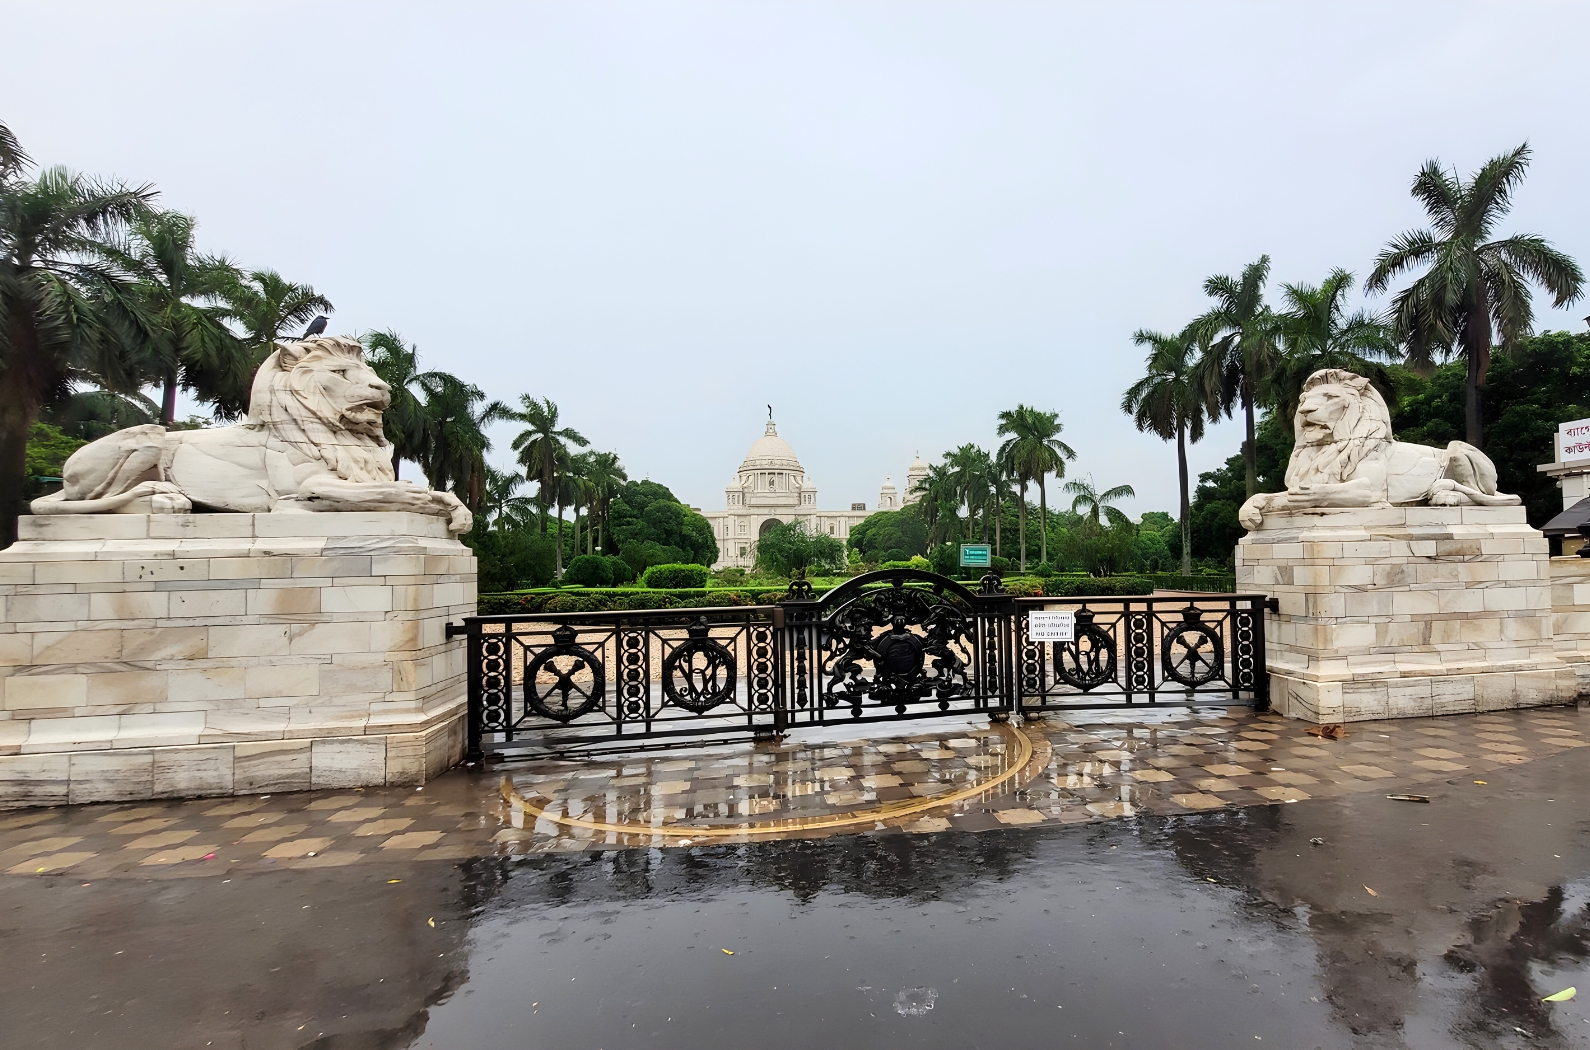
[1549,555,1590,696]
[0,512,474,806]
[1236,506,1575,723]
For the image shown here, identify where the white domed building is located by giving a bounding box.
[704,419,919,569]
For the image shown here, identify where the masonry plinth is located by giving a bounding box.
[1236,506,1575,723]
[1549,554,1590,696]
[0,512,473,807]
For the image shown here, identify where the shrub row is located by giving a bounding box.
[1141,573,1236,593]
[475,574,1157,614]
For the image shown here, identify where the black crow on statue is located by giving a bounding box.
[302,315,329,338]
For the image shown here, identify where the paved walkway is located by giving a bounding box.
[1,705,1584,878]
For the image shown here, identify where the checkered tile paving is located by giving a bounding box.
[0,707,1584,877]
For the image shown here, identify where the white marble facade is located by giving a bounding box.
[704,421,927,569]
[0,512,473,806]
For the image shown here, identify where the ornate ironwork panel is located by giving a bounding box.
[1009,593,1270,713]
[1053,608,1117,691]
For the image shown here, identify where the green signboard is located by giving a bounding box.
[959,544,991,568]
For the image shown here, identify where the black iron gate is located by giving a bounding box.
[449,569,1270,759]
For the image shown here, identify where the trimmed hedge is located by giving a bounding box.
[1142,573,1236,593]
[476,573,1164,614]
[641,563,711,589]
[563,554,611,587]
[1038,575,1155,597]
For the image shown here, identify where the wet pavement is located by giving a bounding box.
[7,708,1590,1048]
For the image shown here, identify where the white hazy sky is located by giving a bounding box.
[7,2,1589,515]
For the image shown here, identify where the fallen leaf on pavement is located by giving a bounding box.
[722,949,734,955]
[1543,987,1577,1002]
[1473,780,1487,785]
[1364,885,1379,897]
[427,917,435,928]
[1306,724,1345,741]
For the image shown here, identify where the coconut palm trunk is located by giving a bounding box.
[1037,474,1049,566]
[1177,421,1191,575]
[1016,479,1029,572]
[555,497,565,579]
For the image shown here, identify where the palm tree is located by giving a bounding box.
[1366,144,1583,447]
[1122,327,1207,575]
[362,330,433,478]
[0,120,155,545]
[1191,256,1280,500]
[1271,269,1400,424]
[111,210,245,423]
[912,461,963,547]
[480,465,535,531]
[507,395,589,536]
[996,405,1075,570]
[987,460,1013,559]
[1065,476,1136,528]
[581,450,628,554]
[414,372,508,509]
[945,444,994,542]
[222,268,332,380]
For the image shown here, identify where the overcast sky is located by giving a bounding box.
[7,2,1588,516]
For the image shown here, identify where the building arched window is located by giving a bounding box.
[738,521,747,535]
[828,523,835,535]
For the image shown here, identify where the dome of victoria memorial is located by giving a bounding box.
[703,419,930,569]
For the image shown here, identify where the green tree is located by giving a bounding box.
[221,268,332,383]
[1192,255,1280,500]
[42,388,158,441]
[1064,476,1136,528]
[1392,330,1590,526]
[414,372,507,509]
[111,210,245,422]
[0,120,155,546]
[580,450,628,555]
[24,422,85,478]
[1122,327,1207,575]
[606,480,718,573]
[752,519,846,578]
[506,395,588,536]
[361,329,433,478]
[847,503,929,563]
[1367,143,1583,448]
[479,465,535,531]
[1271,268,1400,425]
[996,405,1075,570]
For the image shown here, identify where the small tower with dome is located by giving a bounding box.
[902,453,931,505]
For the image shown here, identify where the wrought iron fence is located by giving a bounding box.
[1012,594,1272,713]
[449,570,1272,758]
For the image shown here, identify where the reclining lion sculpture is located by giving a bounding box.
[1238,368,1518,530]
[33,336,472,533]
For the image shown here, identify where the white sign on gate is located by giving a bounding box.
[1027,610,1075,643]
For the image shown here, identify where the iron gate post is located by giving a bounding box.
[973,573,1019,721]
[775,584,822,732]
[448,619,486,767]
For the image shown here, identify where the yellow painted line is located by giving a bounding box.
[501,722,1041,840]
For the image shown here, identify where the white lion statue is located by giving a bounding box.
[1237,368,1518,530]
[33,336,472,533]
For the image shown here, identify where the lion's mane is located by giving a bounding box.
[1283,369,1394,488]
[240,336,395,484]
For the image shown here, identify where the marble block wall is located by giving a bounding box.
[0,512,474,807]
[1550,554,1590,696]
[1236,506,1576,723]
